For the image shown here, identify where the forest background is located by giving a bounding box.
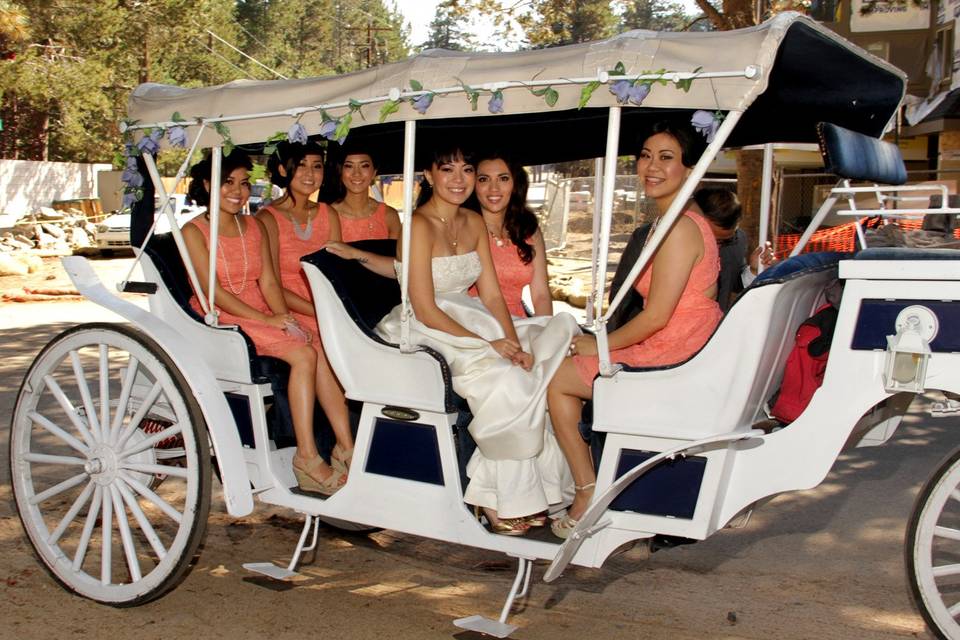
[0,0,786,170]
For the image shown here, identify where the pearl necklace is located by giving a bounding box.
[218,215,248,295]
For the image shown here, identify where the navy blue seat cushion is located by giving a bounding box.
[854,247,960,261]
[818,122,907,185]
[751,251,849,285]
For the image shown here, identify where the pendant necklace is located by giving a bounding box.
[487,224,505,247]
[218,215,248,295]
[438,214,460,248]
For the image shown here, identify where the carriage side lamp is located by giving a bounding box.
[883,305,938,393]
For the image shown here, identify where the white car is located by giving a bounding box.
[96,193,203,253]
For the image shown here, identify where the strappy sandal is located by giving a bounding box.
[489,517,531,537]
[524,512,548,527]
[293,454,346,496]
[551,482,596,540]
[331,443,354,474]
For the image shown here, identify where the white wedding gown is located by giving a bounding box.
[375,251,578,517]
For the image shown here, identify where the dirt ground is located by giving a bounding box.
[0,255,951,640]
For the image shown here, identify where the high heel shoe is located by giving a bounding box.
[551,482,596,539]
[293,454,345,496]
[474,505,531,537]
[331,443,354,474]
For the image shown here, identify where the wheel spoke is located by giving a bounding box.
[99,345,110,442]
[42,374,97,449]
[68,350,104,442]
[28,410,89,455]
[48,481,95,546]
[119,471,183,524]
[110,357,140,444]
[121,462,189,479]
[22,452,86,466]
[73,486,102,571]
[933,563,960,578]
[114,381,163,450]
[935,525,960,542]
[100,484,113,585]
[109,485,142,582]
[29,472,88,505]
[120,424,183,459]
[115,477,167,560]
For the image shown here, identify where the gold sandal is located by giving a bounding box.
[331,443,354,474]
[525,512,548,527]
[551,482,596,539]
[293,454,345,496]
[490,517,531,537]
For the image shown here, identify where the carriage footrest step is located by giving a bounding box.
[453,615,517,639]
[242,562,301,581]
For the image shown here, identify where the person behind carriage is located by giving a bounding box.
[322,140,401,277]
[547,119,723,538]
[463,151,553,318]
[374,144,579,536]
[183,152,347,494]
[254,141,356,485]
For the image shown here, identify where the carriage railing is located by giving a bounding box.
[788,180,960,257]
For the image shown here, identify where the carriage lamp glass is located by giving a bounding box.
[883,306,938,393]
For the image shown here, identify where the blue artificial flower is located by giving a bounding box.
[628,84,650,106]
[411,93,434,114]
[125,155,138,171]
[319,120,337,141]
[487,91,504,114]
[609,80,632,104]
[691,109,721,143]
[121,167,144,189]
[122,191,138,209]
[136,129,163,155]
[381,175,395,186]
[287,122,308,145]
[167,126,187,148]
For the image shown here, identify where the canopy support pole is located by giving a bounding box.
[757,142,774,274]
[206,146,222,326]
[593,107,621,370]
[586,157,604,325]
[399,120,417,352]
[600,109,744,376]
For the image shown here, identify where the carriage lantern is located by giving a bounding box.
[883,305,937,393]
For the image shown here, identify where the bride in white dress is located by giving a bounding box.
[375,146,579,534]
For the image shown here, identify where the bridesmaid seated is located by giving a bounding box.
[323,141,401,277]
[257,141,356,479]
[547,120,722,538]
[182,151,345,495]
[465,152,553,318]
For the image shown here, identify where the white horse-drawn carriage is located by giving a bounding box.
[10,12,960,638]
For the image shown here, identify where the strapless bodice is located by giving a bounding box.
[396,251,481,294]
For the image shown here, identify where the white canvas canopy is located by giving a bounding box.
[126,12,905,163]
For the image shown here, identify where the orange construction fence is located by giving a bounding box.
[775,218,960,258]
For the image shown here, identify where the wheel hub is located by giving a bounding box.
[86,444,119,486]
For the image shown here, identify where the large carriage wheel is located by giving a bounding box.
[907,444,960,639]
[10,323,211,606]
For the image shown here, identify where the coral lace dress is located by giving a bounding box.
[468,234,535,318]
[574,210,722,385]
[261,203,334,342]
[187,215,305,358]
[338,201,390,242]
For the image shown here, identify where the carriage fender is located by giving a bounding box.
[61,256,254,517]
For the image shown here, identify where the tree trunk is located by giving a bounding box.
[736,148,763,249]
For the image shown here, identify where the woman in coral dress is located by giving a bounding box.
[183,151,345,495]
[324,141,401,278]
[466,152,552,318]
[256,140,356,480]
[547,120,723,538]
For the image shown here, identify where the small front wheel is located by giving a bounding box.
[907,444,960,639]
[10,323,211,606]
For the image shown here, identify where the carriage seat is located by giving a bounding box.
[589,252,841,441]
[301,241,458,414]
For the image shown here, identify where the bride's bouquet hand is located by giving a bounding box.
[489,338,521,361]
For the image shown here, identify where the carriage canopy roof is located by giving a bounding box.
[127,13,906,168]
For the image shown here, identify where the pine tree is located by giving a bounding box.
[421,0,474,51]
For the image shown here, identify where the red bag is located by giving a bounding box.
[770,304,838,424]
